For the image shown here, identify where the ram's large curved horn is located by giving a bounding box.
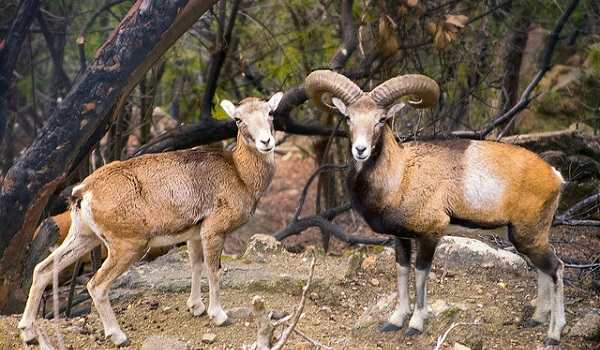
[305,70,364,111]
[370,74,440,109]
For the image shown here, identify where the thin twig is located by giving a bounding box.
[553,192,600,226]
[291,327,334,350]
[564,263,600,269]
[271,250,317,350]
[291,164,349,222]
[434,321,479,350]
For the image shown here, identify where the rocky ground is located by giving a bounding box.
[0,135,598,349]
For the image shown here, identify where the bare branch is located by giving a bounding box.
[329,0,357,70]
[553,192,600,226]
[199,0,241,121]
[290,328,334,350]
[251,296,274,350]
[271,250,316,350]
[448,0,582,140]
[434,321,480,350]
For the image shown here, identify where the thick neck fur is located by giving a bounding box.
[346,125,403,188]
[345,125,404,224]
[233,132,276,202]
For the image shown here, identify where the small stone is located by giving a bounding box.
[370,278,380,286]
[361,256,378,270]
[570,310,600,340]
[310,292,319,300]
[141,335,189,350]
[242,234,284,262]
[345,251,365,279]
[202,333,217,344]
[453,342,471,350]
[227,306,253,319]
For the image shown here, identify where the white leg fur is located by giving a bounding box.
[201,232,229,326]
[548,262,566,342]
[19,225,99,344]
[532,272,553,323]
[186,239,207,316]
[87,277,128,346]
[388,264,412,326]
[86,241,143,347]
[407,267,429,332]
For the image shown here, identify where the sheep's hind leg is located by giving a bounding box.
[546,260,565,345]
[508,223,565,345]
[406,235,437,336]
[527,271,552,327]
[87,239,146,347]
[186,237,207,316]
[524,253,565,345]
[379,237,412,332]
[19,226,99,344]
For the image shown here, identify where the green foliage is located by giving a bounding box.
[3,0,593,163]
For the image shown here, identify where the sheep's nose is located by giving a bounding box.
[260,137,272,147]
[355,145,367,155]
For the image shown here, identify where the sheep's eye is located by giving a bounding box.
[234,118,242,124]
[378,116,387,124]
[268,110,274,117]
[344,115,351,124]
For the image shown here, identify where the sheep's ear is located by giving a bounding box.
[221,100,236,118]
[386,101,406,118]
[332,97,347,115]
[268,92,284,111]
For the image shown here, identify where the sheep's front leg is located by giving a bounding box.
[379,237,412,332]
[186,237,207,316]
[406,235,437,336]
[201,217,232,326]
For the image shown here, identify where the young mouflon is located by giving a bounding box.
[19,92,283,346]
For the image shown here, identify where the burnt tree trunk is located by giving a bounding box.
[0,0,218,315]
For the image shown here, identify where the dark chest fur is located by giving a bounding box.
[344,150,416,238]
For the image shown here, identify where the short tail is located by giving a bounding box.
[69,184,86,210]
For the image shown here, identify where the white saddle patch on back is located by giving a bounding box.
[462,145,506,210]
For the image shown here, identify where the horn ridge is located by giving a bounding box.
[305,70,364,111]
[370,74,440,109]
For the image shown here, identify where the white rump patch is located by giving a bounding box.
[552,167,565,183]
[462,144,506,210]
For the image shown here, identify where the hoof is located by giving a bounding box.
[107,330,130,347]
[404,327,422,336]
[116,339,132,347]
[190,308,207,317]
[19,326,38,345]
[524,319,543,328]
[378,323,402,333]
[24,338,39,346]
[544,338,560,346]
[218,318,233,327]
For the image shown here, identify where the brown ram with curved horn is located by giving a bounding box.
[305,70,565,345]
